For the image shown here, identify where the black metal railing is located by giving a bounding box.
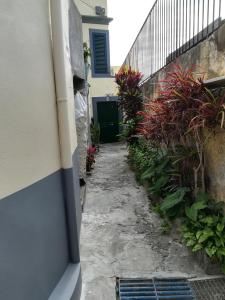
[123,0,223,83]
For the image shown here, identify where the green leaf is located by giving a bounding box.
[148,175,169,195]
[196,191,210,203]
[141,168,155,181]
[220,237,225,247]
[192,244,203,252]
[161,187,190,212]
[200,216,214,226]
[198,229,214,243]
[196,231,203,240]
[217,223,224,233]
[205,246,217,257]
[194,200,208,210]
[185,206,196,221]
[186,239,196,247]
[185,201,207,221]
[215,237,222,247]
[183,232,195,239]
[165,203,183,218]
[217,248,225,257]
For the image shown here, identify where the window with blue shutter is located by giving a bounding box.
[90,29,110,76]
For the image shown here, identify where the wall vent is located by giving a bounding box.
[95,6,105,16]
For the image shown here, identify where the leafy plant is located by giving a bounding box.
[125,65,225,273]
[137,65,225,194]
[86,146,96,172]
[152,203,164,218]
[115,66,144,142]
[182,193,225,272]
[115,66,143,122]
[128,139,155,182]
[90,123,100,149]
[128,139,182,201]
[118,117,139,142]
[83,42,91,63]
[160,187,190,219]
[185,192,209,222]
[168,144,198,190]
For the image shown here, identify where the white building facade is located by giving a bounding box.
[0,0,84,299]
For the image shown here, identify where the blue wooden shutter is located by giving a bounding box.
[92,32,108,74]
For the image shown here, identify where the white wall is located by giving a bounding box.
[75,0,108,16]
[0,0,62,198]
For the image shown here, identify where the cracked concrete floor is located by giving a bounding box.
[80,143,206,300]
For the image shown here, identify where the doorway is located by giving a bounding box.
[92,97,120,143]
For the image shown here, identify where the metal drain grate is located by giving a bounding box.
[190,278,225,300]
[116,278,195,299]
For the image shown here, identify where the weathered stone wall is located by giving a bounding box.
[204,128,225,201]
[142,23,225,202]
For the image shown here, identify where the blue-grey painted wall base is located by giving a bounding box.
[48,263,82,300]
[0,149,81,300]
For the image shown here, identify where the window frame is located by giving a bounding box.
[89,29,112,78]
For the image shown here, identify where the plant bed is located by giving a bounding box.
[118,65,225,274]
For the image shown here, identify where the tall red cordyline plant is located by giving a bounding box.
[115,66,143,123]
[138,65,225,194]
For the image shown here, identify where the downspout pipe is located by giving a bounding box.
[50,0,81,263]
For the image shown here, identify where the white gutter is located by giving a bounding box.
[50,0,77,169]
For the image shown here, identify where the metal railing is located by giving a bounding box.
[123,0,223,83]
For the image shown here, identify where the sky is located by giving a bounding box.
[108,0,155,67]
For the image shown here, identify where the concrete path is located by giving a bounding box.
[80,143,205,300]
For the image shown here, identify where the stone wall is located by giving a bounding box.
[142,23,225,202]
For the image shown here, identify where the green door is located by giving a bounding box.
[97,101,119,143]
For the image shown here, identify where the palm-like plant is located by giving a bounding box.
[138,65,225,195]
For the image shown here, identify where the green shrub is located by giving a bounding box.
[128,139,155,182]
[182,192,225,272]
[90,123,100,147]
[129,140,180,198]
[160,187,190,219]
[126,66,225,273]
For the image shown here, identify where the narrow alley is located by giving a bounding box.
[80,143,206,300]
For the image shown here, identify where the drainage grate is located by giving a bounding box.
[116,278,195,300]
[190,278,225,300]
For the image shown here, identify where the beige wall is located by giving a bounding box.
[0,0,77,198]
[82,22,117,96]
[82,23,118,120]
[74,0,118,119]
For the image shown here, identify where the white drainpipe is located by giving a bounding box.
[50,0,81,266]
[50,0,76,170]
